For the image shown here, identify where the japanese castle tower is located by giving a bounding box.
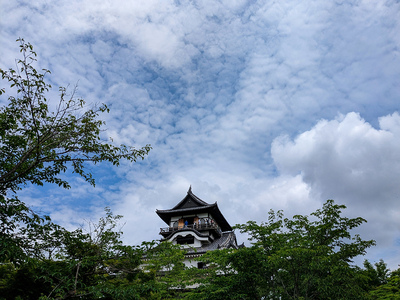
[156,187,239,261]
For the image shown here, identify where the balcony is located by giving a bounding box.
[159,223,222,236]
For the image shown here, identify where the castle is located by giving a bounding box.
[156,187,240,268]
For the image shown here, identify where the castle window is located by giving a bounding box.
[197,262,206,269]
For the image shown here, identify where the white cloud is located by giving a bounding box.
[271,112,400,267]
[272,112,400,201]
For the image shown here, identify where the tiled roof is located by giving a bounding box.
[186,231,239,254]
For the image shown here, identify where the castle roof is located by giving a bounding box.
[156,187,233,232]
[184,231,244,256]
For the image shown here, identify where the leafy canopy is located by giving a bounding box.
[0,208,189,300]
[0,39,150,264]
[187,200,376,300]
[0,38,151,195]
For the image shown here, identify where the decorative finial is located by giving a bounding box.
[188,185,192,193]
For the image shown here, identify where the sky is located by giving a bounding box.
[1,0,399,269]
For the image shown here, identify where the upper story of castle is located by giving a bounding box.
[156,187,239,252]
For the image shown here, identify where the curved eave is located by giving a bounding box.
[210,203,232,232]
[156,203,232,232]
[156,205,215,224]
[162,228,210,241]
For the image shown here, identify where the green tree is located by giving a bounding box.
[85,240,188,300]
[185,247,268,300]
[139,240,187,299]
[0,39,150,195]
[0,207,190,300]
[0,208,145,300]
[0,262,53,300]
[40,208,145,299]
[0,39,151,264]
[363,259,391,289]
[367,268,400,299]
[189,200,376,300]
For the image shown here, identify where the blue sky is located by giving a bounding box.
[1,0,400,269]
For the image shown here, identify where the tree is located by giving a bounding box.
[363,259,391,289]
[185,247,268,300]
[0,38,150,194]
[237,200,376,299]
[133,240,188,299]
[0,208,146,300]
[367,268,400,299]
[360,261,400,300]
[83,240,187,300]
[38,208,145,299]
[0,206,190,300]
[188,200,376,300]
[0,39,151,263]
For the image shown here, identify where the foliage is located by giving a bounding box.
[187,200,376,300]
[1,198,396,299]
[0,262,52,300]
[366,267,400,299]
[88,240,187,300]
[0,38,150,264]
[0,195,40,263]
[185,247,268,300]
[0,39,151,195]
[139,240,188,299]
[0,206,190,300]
[363,259,391,288]
[0,208,142,299]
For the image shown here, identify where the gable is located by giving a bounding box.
[173,188,209,209]
[175,196,202,209]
